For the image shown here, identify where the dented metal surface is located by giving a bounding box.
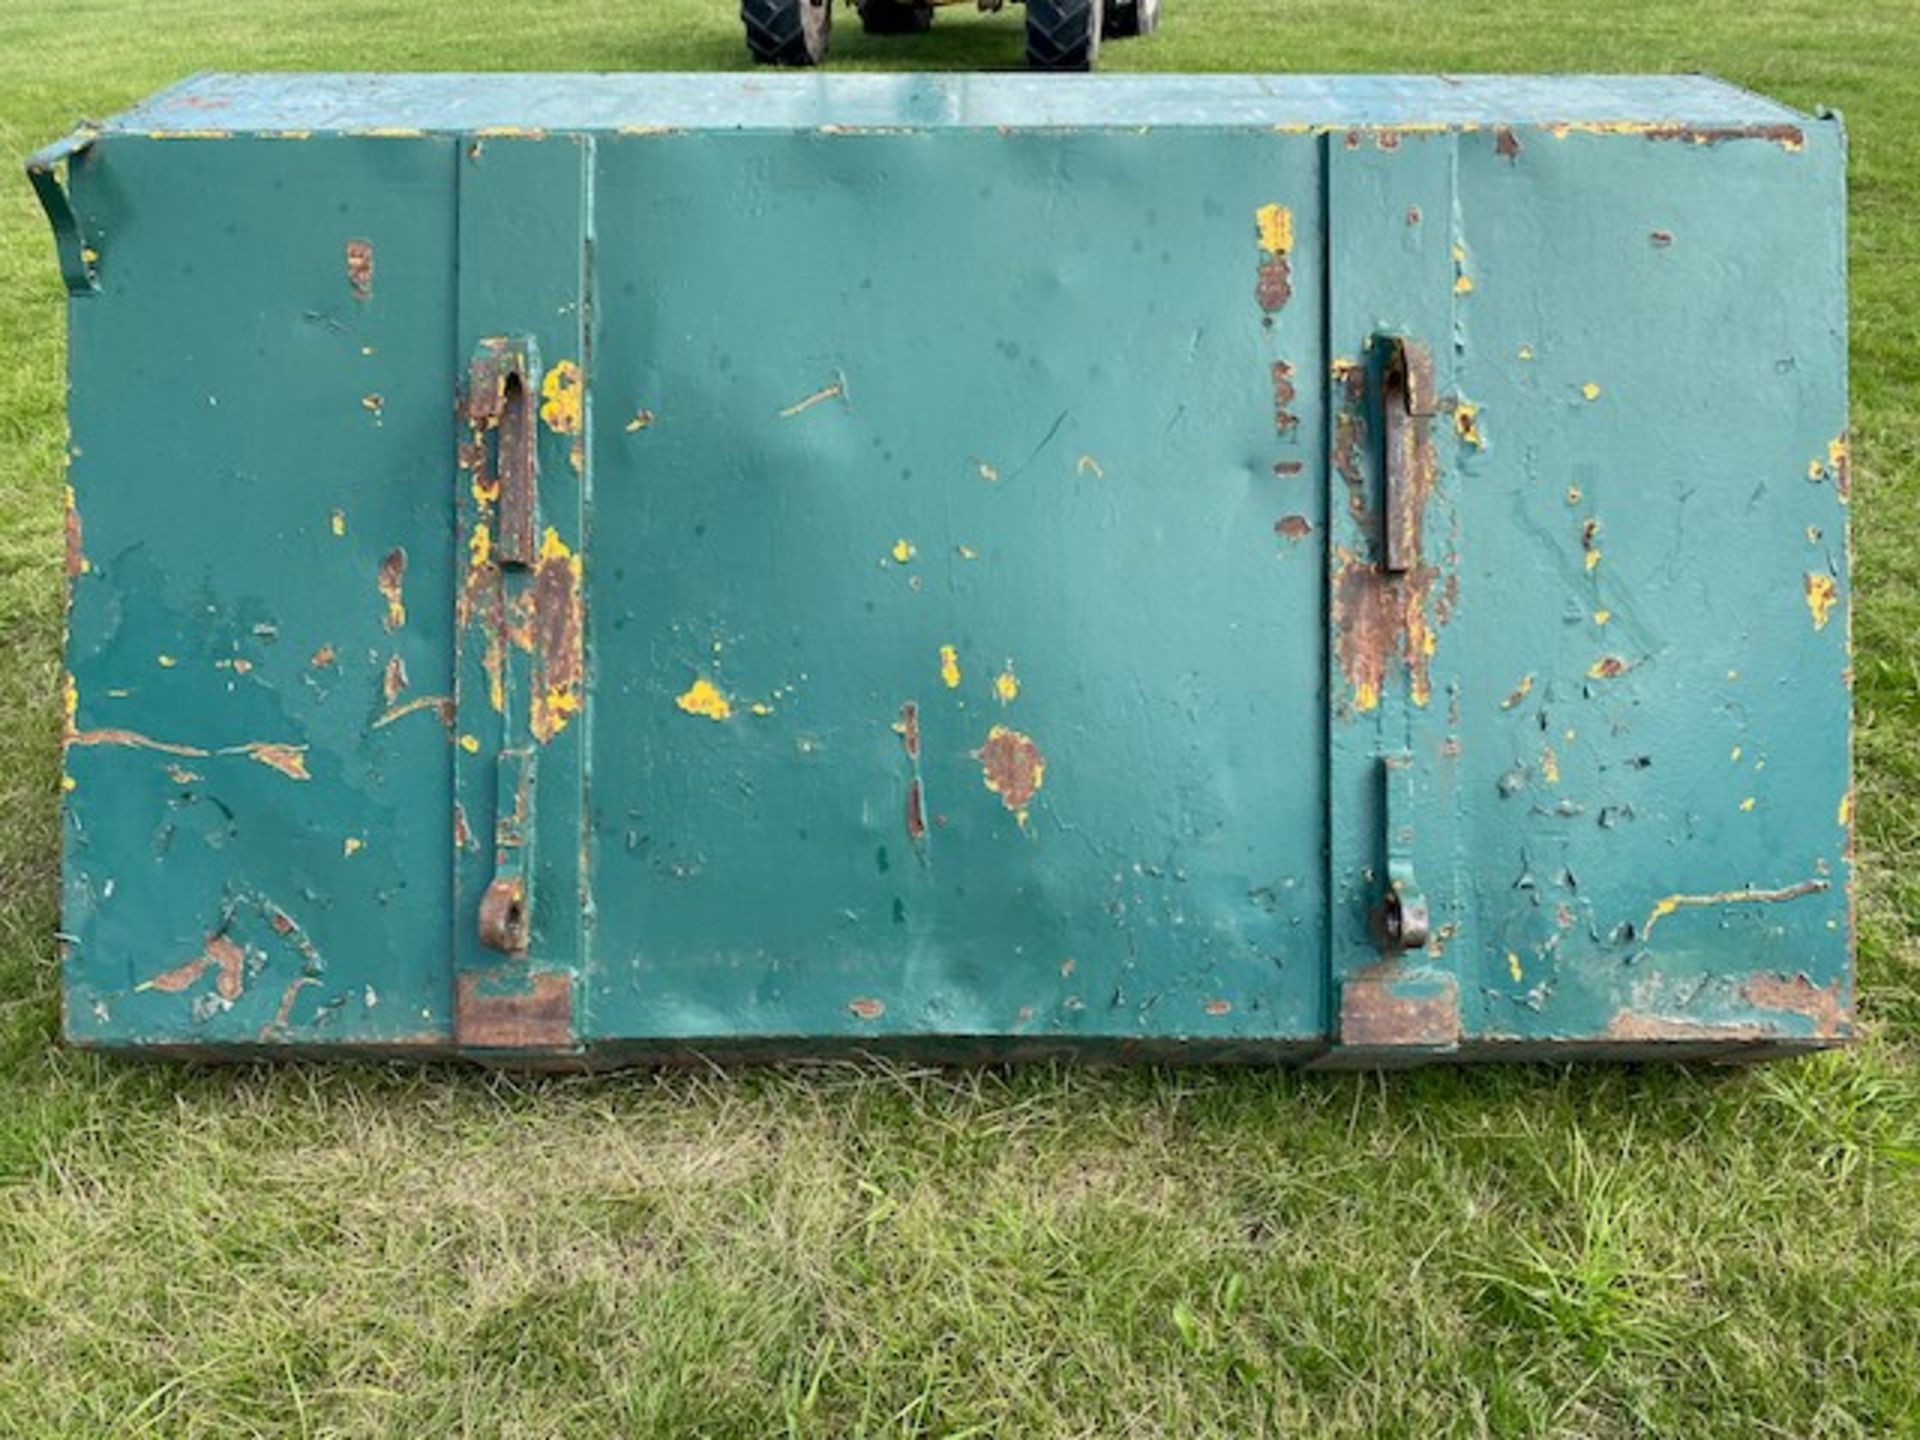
[39,74,1850,1066]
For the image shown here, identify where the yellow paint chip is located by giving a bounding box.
[994,665,1020,705]
[1454,403,1482,448]
[1507,952,1523,983]
[1565,485,1582,506]
[158,654,176,668]
[748,701,775,717]
[330,509,345,538]
[939,644,961,690]
[1255,203,1293,255]
[890,539,916,564]
[1076,454,1105,480]
[1584,550,1601,572]
[1731,745,1743,762]
[675,676,732,722]
[540,360,583,434]
[459,734,480,754]
[1541,745,1560,785]
[1804,572,1837,631]
[1453,273,1475,295]
[1593,609,1611,626]
[470,521,492,568]
[1581,382,1601,402]
[1518,345,1534,361]
[343,837,363,857]
[1353,680,1380,713]
[976,460,1000,483]
[1838,791,1853,827]
[1501,674,1533,709]
[957,545,978,561]
[1739,796,1756,813]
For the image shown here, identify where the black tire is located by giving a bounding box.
[1025,0,1102,70]
[1104,0,1159,38]
[857,0,933,33]
[743,0,832,65]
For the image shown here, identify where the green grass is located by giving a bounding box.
[2,1,1919,1434]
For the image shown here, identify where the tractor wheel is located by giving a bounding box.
[858,0,933,32]
[743,0,832,65]
[1104,0,1160,37]
[1025,0,1102,70]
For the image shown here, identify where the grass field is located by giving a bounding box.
[3,1,1919,1435]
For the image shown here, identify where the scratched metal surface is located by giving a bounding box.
[40,76,1850,1065]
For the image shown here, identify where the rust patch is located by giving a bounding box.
[1643,123,1804,149]
[373,694,454,730]
[1333,557,1409,713]
[1273,460,1304,477]
[63,489,85,581]
[1605,1010,1774,1043]
[141,933,246,1001]
[241,742,311,780]
[1649,229,1674,248]
[263,975,318,1035]
[67,727,209,758]
[1494,125,1521,160]
[1333,408,1370,531]
[1256,255,1292,312]
[1339,975,1460,1049]
[309,644,335,669]
[453,800,473,852]
[529,528,583,743]
[1203,999,1233,1017]
[976,725,1045,822]
[382,654,409,705]
[1275,515,1313,541]
[1831,432,1851,501]
[1271,362,1299,434]
[848,998,886,1021]
[377,547,407,631]
[898,701,928,843]
[1744,974,1850,1039]
[1586,655,1630,680]
[1331,370,1440,712]
[456,971,573,1049]
[345,239,373,301]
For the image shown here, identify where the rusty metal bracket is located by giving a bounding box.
[467,338,541,565]
[1377,334,1435,575]
[26,130,100,297]
[466,336,542,956]
[478,746,536,955]
[1378,750,1429,953]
